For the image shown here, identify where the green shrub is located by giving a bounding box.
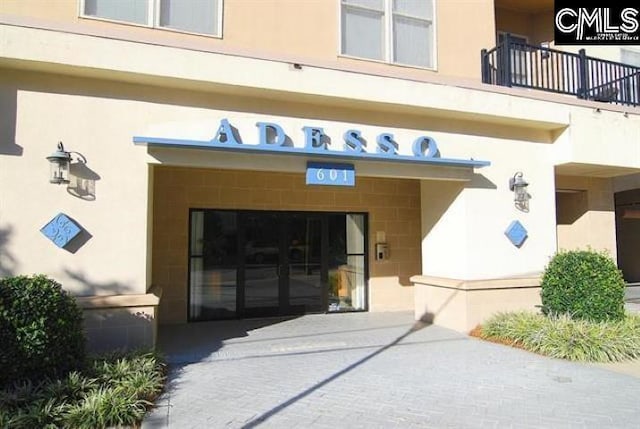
[62,386,149,429]
[91,351,166,401]
[480,311,546,345]
[0,275,86,387]
[0,350,165,429]
[540,250,625,322]
[480,311,640,362]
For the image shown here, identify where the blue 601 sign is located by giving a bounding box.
[306,162,355,187]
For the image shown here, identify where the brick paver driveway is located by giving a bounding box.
[143,312,640,428]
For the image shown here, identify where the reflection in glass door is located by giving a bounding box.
[243,212,283,316]
[288,214,323,313]
[328,214,366,312]
[189,211,238,321]
[188,210,367,321]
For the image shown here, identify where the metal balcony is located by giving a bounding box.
[481,34,640,107]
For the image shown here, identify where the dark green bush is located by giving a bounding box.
[540,250,625,322]
[0,275,86,387]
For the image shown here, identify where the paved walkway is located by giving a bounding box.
[143,312,640,428]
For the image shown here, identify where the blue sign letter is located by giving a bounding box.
[412,136,439,158]
[303,126,328,151]
[256,122,286,146]
[212,118,240,144]
[376,133,397,156]
[344,129,365,153]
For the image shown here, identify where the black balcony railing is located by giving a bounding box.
[481,34,640,107]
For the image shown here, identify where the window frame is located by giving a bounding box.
[79,0,224,39]
[338,0,437,71]
[497,31,530,86]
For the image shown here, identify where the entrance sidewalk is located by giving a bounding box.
[144,312,640,428]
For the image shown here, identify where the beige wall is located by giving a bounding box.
[152,167,421,324]
[495,7,532,40]
[435,0,495,79]
[413,275,541,332]
[0,0,336,58]
[559,110,640,170]
[532,11,554,44]
[555,45,626,63]
[0,69,151,296]
[76,286,160,353]
[555,175,617,258]
[613,173,640,194]
[82,306,156,353]
[0,0,74,22]
[495,8,554,45]
[0,0,495,81]
[420,150,558,281]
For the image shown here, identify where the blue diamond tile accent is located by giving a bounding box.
[505,220,528,248]
[41,213,82,249]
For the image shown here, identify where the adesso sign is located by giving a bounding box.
[133,118,489,169]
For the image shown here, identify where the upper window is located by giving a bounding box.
[82,0,222,37]
[340,0,435,69]
[497,32,529,85]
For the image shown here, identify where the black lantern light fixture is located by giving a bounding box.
[509,171,529,204]
[47,142,72,185]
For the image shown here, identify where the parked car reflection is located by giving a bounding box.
[244,240,313,264]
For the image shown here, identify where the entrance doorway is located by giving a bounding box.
[188,210,368,321]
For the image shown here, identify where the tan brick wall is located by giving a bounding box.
[153,166,421,323]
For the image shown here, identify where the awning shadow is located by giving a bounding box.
[0,87,23,156]
[156,317,302,366]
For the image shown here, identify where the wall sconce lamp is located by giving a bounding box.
[46,142,86,185]
[47,142,71,184]
[509,171,529,207]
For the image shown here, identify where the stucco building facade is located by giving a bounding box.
[1,0,639,351]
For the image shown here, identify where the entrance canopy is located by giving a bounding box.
[134,117,490,178]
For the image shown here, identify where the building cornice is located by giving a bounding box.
[1,17,636,132]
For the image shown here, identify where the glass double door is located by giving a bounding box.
[189,210,367,321]
[243,212,323,317]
